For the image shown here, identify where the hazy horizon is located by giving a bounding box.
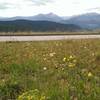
[0,12,100,19]
[0,0,100,17]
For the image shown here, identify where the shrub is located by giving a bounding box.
[18,89,47,100]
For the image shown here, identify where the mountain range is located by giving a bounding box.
[63,13,100,29]
[0,13,62,22]
[0,12,100,32]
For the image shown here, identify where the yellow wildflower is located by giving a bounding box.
[88,72,93,77]
[68,63,75,68]
[69,55,73,59]
[63,57,66,62]
[40,95,46,100]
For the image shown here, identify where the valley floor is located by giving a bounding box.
[0,39,100,100]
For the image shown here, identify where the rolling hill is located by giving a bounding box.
[0,20,81,32]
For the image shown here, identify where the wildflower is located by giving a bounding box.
[43,67,47,70]
[92,53,95,56]
[28,96,31,100]
[56,43,59,46]
[2,79,5,82]
[69,55,73,59]
[63,55,77,68]
[88,72,93,77]
[49,52,56,57]
[43,58,47,61]
[84,46,87,49]
[68,63,75,68]
[40,95,46,100]
[62,67,65,71]
[63,57,66,62]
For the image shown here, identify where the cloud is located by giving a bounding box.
[90,7,100,10]
[86,7,100,11]
[0,3,11,10]
[0,1,18,10]
[28,0,54,6]
[0,0,54,10]
[72,1,80,5]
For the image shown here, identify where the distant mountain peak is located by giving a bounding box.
[64,12,100,29]
[35,13,59,18]
[46,13,58,16]
[31,12,62,22]
[83,12,100,15]
[72,12,100,18]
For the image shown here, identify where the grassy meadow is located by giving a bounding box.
[0,31,100,35]
[0,39,100,100]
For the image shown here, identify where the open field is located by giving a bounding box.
[0,39,100,100]
[0,31,100,36]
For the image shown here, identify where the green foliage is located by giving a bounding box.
[0,39,100,100]
[18,89,47,100]
[0,82,23,99]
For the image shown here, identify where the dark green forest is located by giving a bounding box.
[0,20,81,32]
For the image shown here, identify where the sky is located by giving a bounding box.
[0,0,100,17]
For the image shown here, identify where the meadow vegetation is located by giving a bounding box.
[0,31,100,35]
[0,39,100,100]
